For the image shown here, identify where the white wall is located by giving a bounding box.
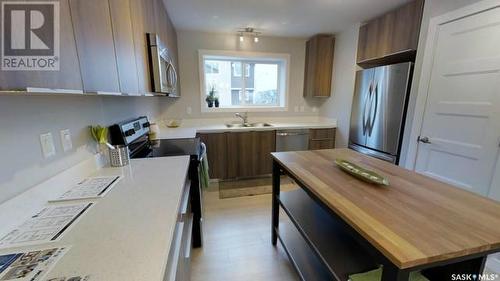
[319,24,360,148]
[159,30,324,119]
[0,95,161,204]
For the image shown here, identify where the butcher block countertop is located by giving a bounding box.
[271,148,500,269]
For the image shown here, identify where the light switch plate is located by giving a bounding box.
[40,132,56,158]
[60,129,72,152]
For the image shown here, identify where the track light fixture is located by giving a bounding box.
[237,27,261,43]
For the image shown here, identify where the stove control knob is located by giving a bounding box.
[124,129,135,137]
[143,122,150,128]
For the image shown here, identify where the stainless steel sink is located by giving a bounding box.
[248,122,272,128]
[225,122,273,128]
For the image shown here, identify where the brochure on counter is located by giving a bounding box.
[0,203,93,249]
[47,275,91,281]
[0,246,69,281]
[50,176,121,202]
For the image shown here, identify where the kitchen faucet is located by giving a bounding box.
[235,112,248,125]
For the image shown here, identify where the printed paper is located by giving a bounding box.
[0,203,92,249]
[51,176,120,202]
[0,246,69,281]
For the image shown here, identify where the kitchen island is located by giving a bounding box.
[271,149,500,281]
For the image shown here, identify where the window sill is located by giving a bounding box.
[201,106,288,113]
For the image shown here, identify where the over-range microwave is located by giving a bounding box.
[147,33,178,96]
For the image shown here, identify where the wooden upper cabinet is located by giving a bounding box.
[303,34,335,98]
[0,0,83,91]
[69,0,120,93]
[129,0,156,94]
[109,0,140,95]
[357,0,424,67]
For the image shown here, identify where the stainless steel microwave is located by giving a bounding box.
[146,33,178,96]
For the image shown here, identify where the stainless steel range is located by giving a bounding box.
[349,62,413,164]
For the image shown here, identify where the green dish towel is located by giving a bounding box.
[199,143,210,189]
[349,268,429,281]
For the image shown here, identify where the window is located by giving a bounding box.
[205,61,219,74]
[199,50,289,111]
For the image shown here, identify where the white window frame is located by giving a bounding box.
[198,49,290,113]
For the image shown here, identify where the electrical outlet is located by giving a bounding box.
[187,106,192,115]
[40,132,56,158]
[312,106,318,113]
[60,129,73,152]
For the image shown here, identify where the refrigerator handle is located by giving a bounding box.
[362,82,373,135]
[369,82,379,136]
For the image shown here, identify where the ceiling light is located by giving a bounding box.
[237,27,261,44]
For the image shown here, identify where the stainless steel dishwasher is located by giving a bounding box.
[276,129,310,152]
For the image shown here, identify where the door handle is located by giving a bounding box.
[418,136,431,144]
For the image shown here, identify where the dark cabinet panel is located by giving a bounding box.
[309,128,336,150]
[254,131,276,175]
[391,0,424,54]
[303,35,335,98]
[227,131,276,179]
[199,133,227,180]
[227,131,256,179]
[0,0,83,91]
[69,0,120,93]
[109,0,140,95]
[357,0,423,67]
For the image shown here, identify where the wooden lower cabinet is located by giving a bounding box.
[199,131,276,180]
[254,131,276,175]
[201,129,336,179]
[227,131,276,179]
[198,133,227,180]
[309,128,336,150]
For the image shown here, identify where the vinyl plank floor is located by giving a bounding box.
[191,189,300,281]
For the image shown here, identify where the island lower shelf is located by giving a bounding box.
[278,188,379,281]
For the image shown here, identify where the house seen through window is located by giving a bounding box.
[200,51,289,111]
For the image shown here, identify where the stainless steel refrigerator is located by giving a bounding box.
[349,62,413,164]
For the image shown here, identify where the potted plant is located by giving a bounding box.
[206,85,217,108]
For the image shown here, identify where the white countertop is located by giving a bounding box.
[157,116,337,139]
[0,156,190,281]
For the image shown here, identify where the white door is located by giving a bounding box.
[414,6,500,196]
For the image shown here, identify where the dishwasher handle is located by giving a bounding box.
[276,132,309,137]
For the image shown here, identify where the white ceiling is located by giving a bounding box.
[164,0,412,38]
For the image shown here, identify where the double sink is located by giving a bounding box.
[225,122,273,128]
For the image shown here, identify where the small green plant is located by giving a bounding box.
[90,125,108,144]
[206,85,217,107]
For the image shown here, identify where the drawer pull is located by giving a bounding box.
[310,138,334,141]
